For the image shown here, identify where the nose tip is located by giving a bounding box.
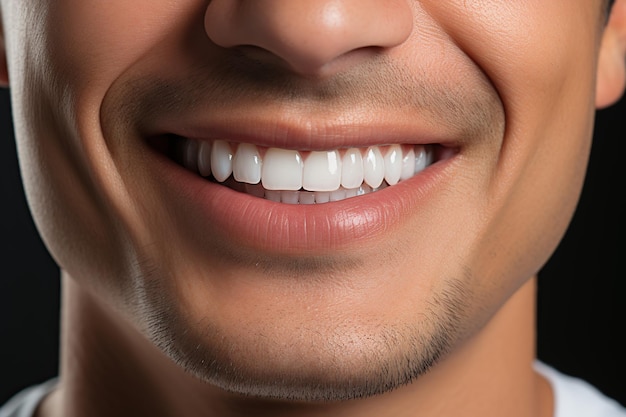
[205,0,413,76]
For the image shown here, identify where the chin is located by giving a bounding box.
[133,265,475,402]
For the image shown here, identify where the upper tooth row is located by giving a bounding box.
[182,140,433,192]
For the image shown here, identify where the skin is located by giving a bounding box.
[1,1,625,416]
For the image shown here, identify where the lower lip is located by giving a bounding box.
[150,146,456,254]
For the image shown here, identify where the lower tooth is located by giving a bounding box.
[345,188,358,199]
[315,192,331,204]
[240,186,379,204]
[299,192,316,205]
[330,189,346,201]
[281,191,300,205]
[265,190,281,202]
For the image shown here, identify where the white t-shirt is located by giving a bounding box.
[1,363,624,416]
[534,362,626,417]
[0,379,57,417]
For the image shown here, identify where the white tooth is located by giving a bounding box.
[233,143,262,184]
[384,144,402,186]
[262,148,303,191]
[400,147,415,181]
[330,189,346,201]
[197,141,212,177]
[425,146,434,165]
[303,150,341,192]
[183,139,200,173]
[281,191,300,204]
[299,192,316,205]
[414,145,428,173]
[211,140,233,182]
[341,148,364,189]
[363,146,385,188]
[315,192,331,204]
[265,190,281,202]
[345,188,358,199]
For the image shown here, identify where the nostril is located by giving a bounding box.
[204,0,414,76]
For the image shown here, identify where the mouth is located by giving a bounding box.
[139,119,462,253]
[150,135,453,204]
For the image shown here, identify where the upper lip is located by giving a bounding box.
[144,112,465,151]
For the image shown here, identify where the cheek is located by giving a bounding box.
[3,1,209,301]
[429,1,601,287]
[43,1,206,98]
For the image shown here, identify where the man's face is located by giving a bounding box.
[0,0,611,400]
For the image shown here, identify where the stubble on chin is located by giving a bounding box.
[132,258,475,402]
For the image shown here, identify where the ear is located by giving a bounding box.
[0,7,8,87]
[596,0,626,108]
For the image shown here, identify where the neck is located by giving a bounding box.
[39,273,552,417]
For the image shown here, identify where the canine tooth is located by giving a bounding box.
[233,143,262,184]
[197,141,212,177]
[262,148,303,191]
[303,150,341,192]
[400,147,415,180]
[211,140,233,182]
[183,139,200,173]
[414,145,428,173]
[341,148,364,189]
[384,144,402,186]
[363,146,385,188]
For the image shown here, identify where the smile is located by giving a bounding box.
[142,121,461,252]
[167,136,442,204]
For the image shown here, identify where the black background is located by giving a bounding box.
[0,87,624,406]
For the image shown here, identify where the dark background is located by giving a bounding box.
[0,87,624,406]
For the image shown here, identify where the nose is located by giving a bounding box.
[204,0,413,76]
